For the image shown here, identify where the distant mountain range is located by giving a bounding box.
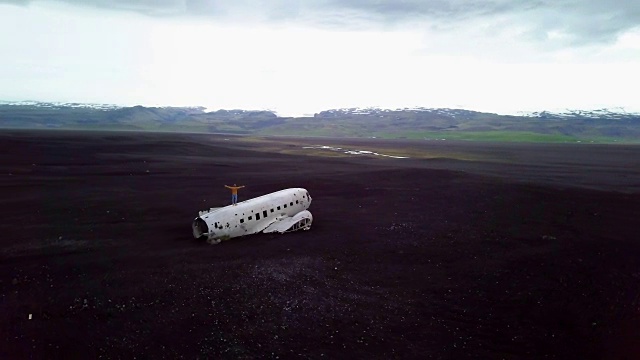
[1,101,639,143]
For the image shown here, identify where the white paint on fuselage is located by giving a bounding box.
[193,188,312,243]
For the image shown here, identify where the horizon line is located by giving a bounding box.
[1,99,639,118]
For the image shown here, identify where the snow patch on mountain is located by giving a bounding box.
[517,107,640,119]
[316,106,640,121]
[0,100,122,111]
[315,107,482,118]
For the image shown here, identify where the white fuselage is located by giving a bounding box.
[192,188,312,243]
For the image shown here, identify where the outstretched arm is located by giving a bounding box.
[224,185,231,189]
[240,186,245,188]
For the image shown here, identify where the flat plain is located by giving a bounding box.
[1,130,639,359]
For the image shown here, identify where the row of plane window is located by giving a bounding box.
[239,199,300,224]
[214,197,305,229]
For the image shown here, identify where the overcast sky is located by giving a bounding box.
[1,0,639,116]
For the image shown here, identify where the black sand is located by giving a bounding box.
[1,130,639,359]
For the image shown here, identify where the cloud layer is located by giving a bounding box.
[3,0,639,46]
[1,0,639,114]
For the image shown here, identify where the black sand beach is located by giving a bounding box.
[1,130,639,359]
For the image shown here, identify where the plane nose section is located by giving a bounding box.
[192,217,209,239]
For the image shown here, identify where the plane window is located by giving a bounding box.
[284,204,287,208]
[290,202,293,206]
[240,219,244,223]
[296,200,299,204]
[263,210,268,217]
[248,216,253,220]
[277,206,281,210]
[256,213,261,220]
[270,209,274,213]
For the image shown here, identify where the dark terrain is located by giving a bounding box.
[1,130,639,359]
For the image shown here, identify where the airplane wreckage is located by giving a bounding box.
[192,188,313,244]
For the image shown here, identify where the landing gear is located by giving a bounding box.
[285,218,312,232]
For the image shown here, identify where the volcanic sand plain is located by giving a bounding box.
[1,130,639,359]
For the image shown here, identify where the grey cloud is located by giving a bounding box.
[0,0,28,5]
[3,0,639,46]
[0,0,183,15]
[512,1,639,45]
[328,0,640,45]
[327,0,512,20]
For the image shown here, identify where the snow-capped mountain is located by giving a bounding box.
[0,100,123,111]
[317,107,640,120]
[518,108,640,120]
[1,101,639,142]
[314,107,484,118]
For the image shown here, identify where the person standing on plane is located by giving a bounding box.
[225,184,245,205]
